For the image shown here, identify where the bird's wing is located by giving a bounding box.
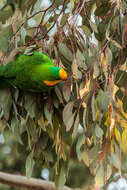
[0,52,54,79]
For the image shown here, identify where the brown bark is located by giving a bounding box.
[0,172,72,190]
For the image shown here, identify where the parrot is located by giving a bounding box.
[0,52,67,92]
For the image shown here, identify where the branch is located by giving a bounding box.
[13,0,56,37]
[0,172,72,190]
[27,0,56,20]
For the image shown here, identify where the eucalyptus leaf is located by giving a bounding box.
[89,20,98,33]
[83,108,87,130]
[11,118,23,144]
[55,86,64,104]
[91,95,96,121]
[0,25,13,52]
[0,88,12,121]
[60,13,69,27]
[26,117,38,142]
[110,153,121,170]
[21,27,26,45]
[95,163,104,187]
[106,46,112,64]
[63,82,71,102]
[24,93,39,119]
[55,164,66,190]
[26,151,35,179]
[73,113,79,137]
[95,124,104,138]
[76,50,87,70]
[97,90,109,112]
[72,58,82,79]
[44,99,53,125]
[58,43,73,62]
[81,25,92,37]
[76,134,85,161]
[63,101,75,131]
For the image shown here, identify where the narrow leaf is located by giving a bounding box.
[76,134,85,161]
[63,102,75,131]
[73,114,79,137]
[26,151,35,179]
[95,124,104,138]
[91,94,96,121]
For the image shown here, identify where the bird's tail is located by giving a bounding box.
[0,64,3,71]
[0,64,10,88]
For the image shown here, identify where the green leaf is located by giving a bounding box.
[60,13,69,27]
[81,148,90,167]
[76,134,85,161]
[55,86,64,104]
[91,95,96,121]
[0,88,12,121]
[72,58,82,79]
[54,0,64,7]
[13,89,19,102]
[95,3,110,17]
[63,82,71,102]
[90,158,99,175]
[106,164,112,180]
[0,9,13,24]
[111,16,119,33]
[106,16,113,40]
[83,108,87,130]
[26,151,35,179]
[93,62,100,78]
[26,117,38,142]
[33,0,42,13]
[24,93,39,118]
[55,164,66,190]
[70,0,74,12]
[63,102,75,131]
[44,99,53,125]
[81,25,92,37]
[110,153,121,170]
[43,150,54,165]
[38,115,46,131]
[21,27,26,45]
[95,124,104,138]
[97,90,109,112]
[95,163,104,187]
[111,40,122,49]
[76,50,87,70]
[73,113,79,137]
[106,46,112,64]
[11,118,23,144]
[0,36,8,52]
[89,20,98,33]
[0,119,7,132]
[0,25,13,52]
[58,43,73,62]
[122,128,127,153]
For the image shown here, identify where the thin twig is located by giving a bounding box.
[27,0,56,20]
[13,0,56,38]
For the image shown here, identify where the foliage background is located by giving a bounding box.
[0,0,127,189]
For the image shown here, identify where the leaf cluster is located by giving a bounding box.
[1,0,127,189]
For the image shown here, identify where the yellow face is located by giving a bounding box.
[59,68,67,81]
[43,68,67,87]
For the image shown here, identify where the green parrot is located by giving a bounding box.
[0,52,67,92]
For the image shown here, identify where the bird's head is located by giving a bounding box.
[43,67,67,86]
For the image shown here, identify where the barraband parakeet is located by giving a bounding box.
[0,52,67,92]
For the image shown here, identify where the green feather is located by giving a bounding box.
[0,52,64,92]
